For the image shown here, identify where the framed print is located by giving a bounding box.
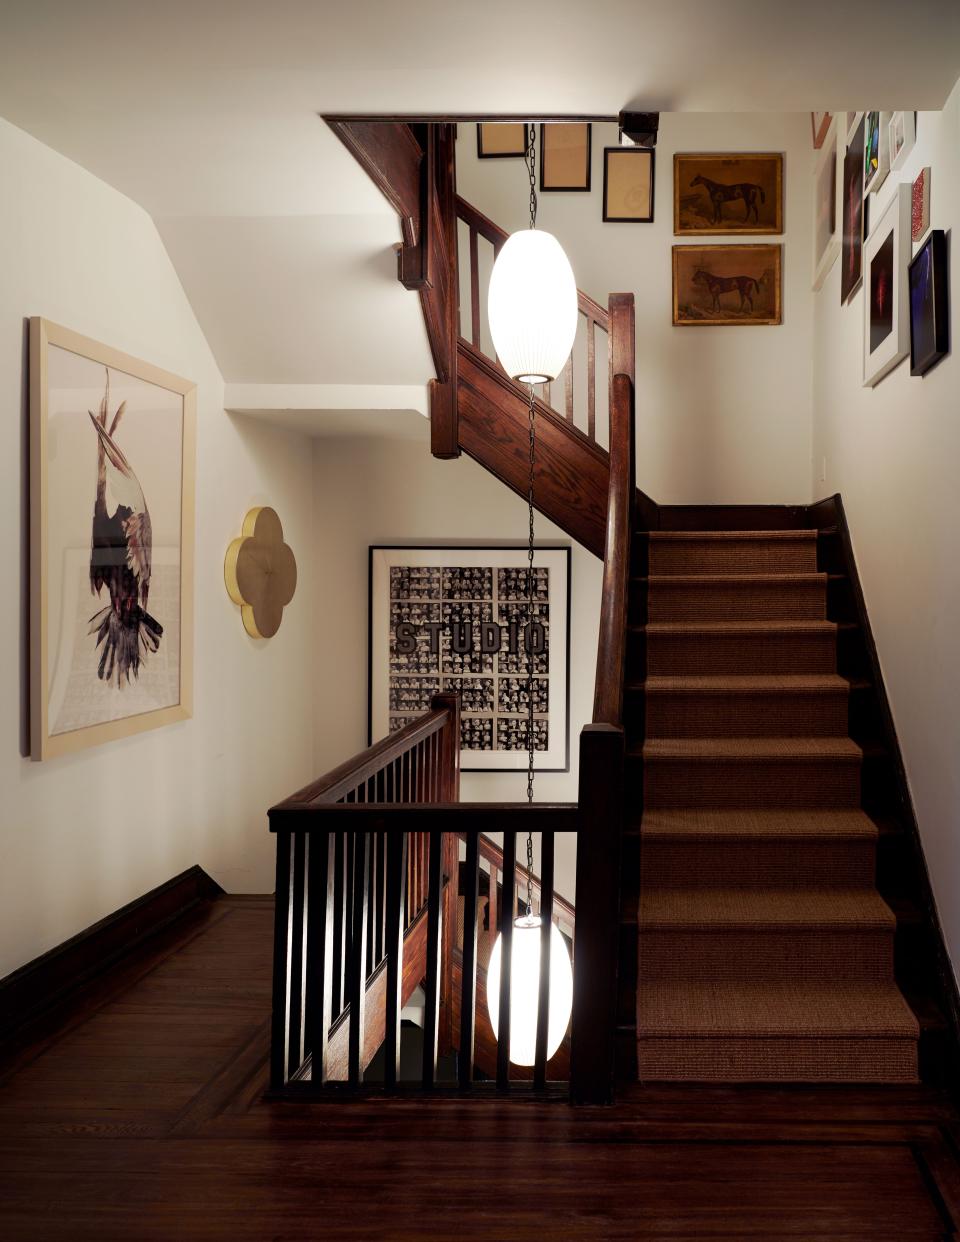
[912,167,931,243]
[812,116,842,291]
[863,184,912,386]
[369,545,571,772]
[909,229,949,377]
[29,319,195,760]
[863,111,891,195]
[812,112,832,149]
[672,244,782,326]
[889,111,916,171]
[673,153,783,234]
[602,147,655,222]
[477,122,528,159]
[841,117,867,304]
[540,123,591,191]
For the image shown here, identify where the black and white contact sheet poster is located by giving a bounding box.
[369,546,570,772]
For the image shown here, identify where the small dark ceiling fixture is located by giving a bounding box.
[618,111,659,148]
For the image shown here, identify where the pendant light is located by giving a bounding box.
[485,123,574,1068]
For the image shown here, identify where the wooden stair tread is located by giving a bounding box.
[640,887,896,931]
[639,619,837,635]
[641,737,862,760]
[641,808,878,841]
[640,573,827,585]
[649,530,818,542]
[639,674,849,694]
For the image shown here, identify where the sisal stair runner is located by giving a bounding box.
[634,530,919,1082]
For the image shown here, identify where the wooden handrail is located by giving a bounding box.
[466,831,577,925]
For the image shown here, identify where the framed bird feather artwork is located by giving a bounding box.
[29,319,196,759]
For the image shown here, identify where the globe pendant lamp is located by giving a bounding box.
[484,123,574,1070]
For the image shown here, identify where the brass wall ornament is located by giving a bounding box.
[224,507,296,638]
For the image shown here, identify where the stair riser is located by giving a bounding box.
[644,632,836,676]
[649,540,818,577]
[647,581,826,623]
[637,1036,917,1082]
[639,929,894,984]
[642,757,862,809]
[641,839,877,889]
[642,689,849,738]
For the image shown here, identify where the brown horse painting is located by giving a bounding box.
[692,269,760,313]
[691,174,766,225]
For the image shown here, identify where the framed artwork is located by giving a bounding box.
[673,153,783,235]
[672,244,782,326]
[477,123,528,159]
[863,184,912,386]
[812,116,842,291]
[909,229,949,377]
[812,112,832,149]
[841,117,867,304]
[368,545,571,772]
[912,167,931,243]
[602,147,655,222]
[29,319,195,760]
[889,111,916,171]
[863,111,891,195]
[540,123,591,191]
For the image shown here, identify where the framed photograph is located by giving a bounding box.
[863,184,912,386]
[673,153,783,235]
[812,116,842,291]
[477,122,528,159]
[909,229,949,377]
[863,111,891,196]
[540,123,591,191]
[672,244,782,326]
[368,545,571,772]
[841,117,867,304]
[602,147,655,222]
[812,112,832,149]
[29,319,195,760]
[912,167,931,243]
[888,111,916,171]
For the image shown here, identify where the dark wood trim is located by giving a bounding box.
[270,802,580,834]
[0,865,224,1046]
[323,112,619,123]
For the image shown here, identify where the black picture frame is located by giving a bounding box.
[602,147,656,223]
[909,229,950,377]
[539,122,592,192]
[841,117,866,304]
[368,544,572,773]
[476,122,529,159]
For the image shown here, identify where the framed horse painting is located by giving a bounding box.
[674,153,783,235]
[672,244,783,326]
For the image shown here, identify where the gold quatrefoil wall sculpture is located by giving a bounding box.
[224,507,297,639]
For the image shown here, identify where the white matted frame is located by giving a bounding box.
[862,185,912,387]
[812,115,843,291]
[30,318,196,760]
[369,545,570,772]
[863,110,891,196]
[889,111,916,172]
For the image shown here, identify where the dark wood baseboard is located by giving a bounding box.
[0,865,224,1044]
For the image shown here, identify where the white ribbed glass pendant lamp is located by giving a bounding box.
[486,123,578,383]
[487,914,574,1066]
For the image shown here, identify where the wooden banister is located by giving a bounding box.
[464,831,577,927]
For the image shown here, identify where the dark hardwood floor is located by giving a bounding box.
[2,894,960,1239]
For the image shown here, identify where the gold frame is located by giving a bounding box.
[29,318,196,759]
[672,244,783,327]
[673,152,784,235]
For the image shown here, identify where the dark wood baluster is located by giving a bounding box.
[365,832,375,978]
[534,831,555,1090]
[421,830,444,1088]
[458,831,480,1090]
[305,831,334,1085]
[331,832,345,1020]
[287,831,307,1079]
[345,826,355,998]
[487,858,498,959]
[563,352,573,423]
[375,830,385,967]
[469,226,480,348]
[384,832,407,1089]
[587,317,596,441]
[496,830,516,1091]
[347,832,370,1086]
[270,830,292,1089]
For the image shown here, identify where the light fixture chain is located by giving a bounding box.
[526,123,538,230]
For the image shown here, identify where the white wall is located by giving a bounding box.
[812,81,960,978]
[457,115,815,506]
[0,118,317,977]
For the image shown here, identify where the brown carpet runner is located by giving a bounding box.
[636,530,919,1082]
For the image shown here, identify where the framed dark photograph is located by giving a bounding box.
[862,184,911,386]
[841,117,866,304]
[673,244,782,326]
[540,123,591,191]
[477,122,528,159]
[909,229,949,377]
[674,153,782,235]
[603,147,655,222]
[369,545,571,772]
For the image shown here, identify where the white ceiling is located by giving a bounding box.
[1,0,957,394]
